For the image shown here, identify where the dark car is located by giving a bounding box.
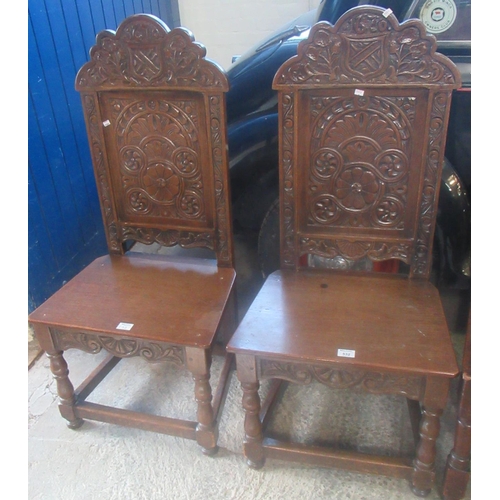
[225,0,471,299]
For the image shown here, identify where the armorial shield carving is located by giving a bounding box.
[121,18,165,82]
[342,34,389,80]
[130,46,162,81]
[273,7,461,87]
[76,14,228,91]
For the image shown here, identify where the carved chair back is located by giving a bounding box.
[76,14,233,267]
[272,7,461,279]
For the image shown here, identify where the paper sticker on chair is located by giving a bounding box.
[116,322,134,331]
[337,349,355,358]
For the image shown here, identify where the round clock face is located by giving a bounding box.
[419,0,458,34]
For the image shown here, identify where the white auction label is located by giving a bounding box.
[116,322,134,331]
[337,349,355,358]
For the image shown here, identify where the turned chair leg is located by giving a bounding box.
[442,377,471,500]
[186,347,218,456]
[241,381,265,468]
[235,354,265,468]
[411,406,442,497]
[47,350,84,430]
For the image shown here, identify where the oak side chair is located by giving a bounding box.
[28,14,237,456]
[227,6,462,496]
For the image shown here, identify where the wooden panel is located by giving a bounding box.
[272,14,461,276]
[99,91,215,230]
[75,15,233,265]
[298,88,428,243]
[28,0,180,311]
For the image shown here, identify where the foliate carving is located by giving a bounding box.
[273,8,461,87]
[52,330,185,365]
[120,226,214,249]
[274,6,461,276]
[109,97,207,222]
[261,361,314,385]
[209,95,232,265]
[412,91,450,277]
[281,93,297,268]
[76,15,228,90]
[77,15,232,266]
[82,93,121,252]
[260,359,423,400]
[307,95,414,230]
[300,237,411,263]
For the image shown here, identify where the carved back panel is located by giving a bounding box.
[76,14,233,267]
[273,6,461,278]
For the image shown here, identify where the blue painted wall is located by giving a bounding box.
[28,0,180,312]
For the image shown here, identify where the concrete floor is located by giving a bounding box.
[28,231,471,499]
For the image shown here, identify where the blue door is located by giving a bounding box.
[28,0,180,312]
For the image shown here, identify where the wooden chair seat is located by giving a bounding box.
[228,269,459,487]
[28,14,236,456]
[29,254,236,349]
[229,270,457,376]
